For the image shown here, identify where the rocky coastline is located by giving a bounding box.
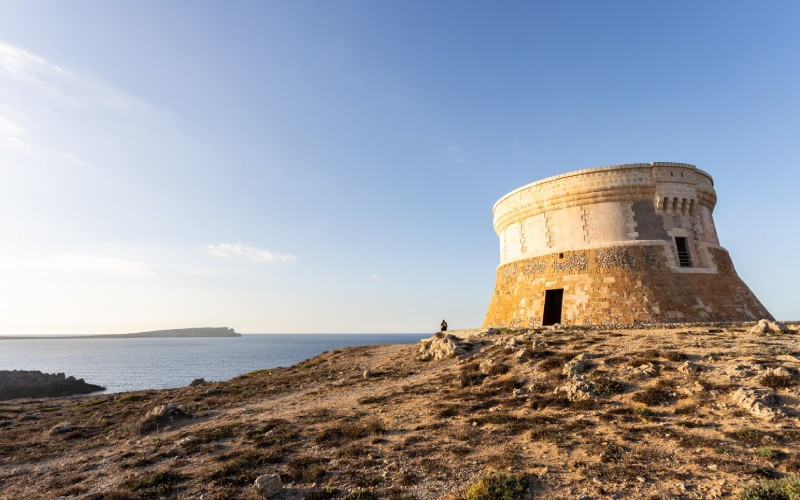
[0,370,105,401]
[0,321,798,498]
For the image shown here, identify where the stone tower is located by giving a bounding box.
[483,162,772,327]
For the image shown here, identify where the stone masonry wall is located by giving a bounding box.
[483,244,773,328]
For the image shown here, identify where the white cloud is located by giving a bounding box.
[446,145,464,164]
[0,115,22,136]
[207,243,298,264]
[45,254,157,275]
[370,273,382,280]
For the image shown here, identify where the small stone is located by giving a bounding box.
[362,369,372,379]
[633,362,657,377]
[636,476,646,483]
[177,435,198,446]
[49,422,73,435]
[254,473,282,498]
[515,347,534,360]
[678,361,701,374]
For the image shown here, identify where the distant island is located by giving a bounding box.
[1,327,240,340]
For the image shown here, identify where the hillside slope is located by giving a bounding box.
[0,323,799,499]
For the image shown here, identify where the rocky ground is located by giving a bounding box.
[1,322,799,499]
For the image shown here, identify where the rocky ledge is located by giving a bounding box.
[0,370,105,401]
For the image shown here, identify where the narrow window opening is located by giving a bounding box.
[675,237,692,267]
[680,172,684,177]
[558,252,564,259]
[670,171,674,177]
[542,289,564,326]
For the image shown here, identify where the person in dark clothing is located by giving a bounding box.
[440,319,448,332]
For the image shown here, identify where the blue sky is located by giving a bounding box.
[0,1,797,334]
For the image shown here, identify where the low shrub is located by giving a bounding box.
[457,473,527,500]
[760,373,796,389]
[631,387,672,406]
[315,418,385,445]
[740,475,800,499]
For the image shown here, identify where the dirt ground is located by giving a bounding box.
[1,322,799,499]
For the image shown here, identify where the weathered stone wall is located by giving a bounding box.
[484,162,772,326]
[483,244,772,327]
[494,163,721,266]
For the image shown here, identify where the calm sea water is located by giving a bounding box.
[0,334,426,394]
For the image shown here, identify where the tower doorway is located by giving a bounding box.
[542,289,564,326]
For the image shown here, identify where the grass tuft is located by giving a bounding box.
[456,473,527,500]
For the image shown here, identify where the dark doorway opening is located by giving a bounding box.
[675,237,692,267]
[542,289,564,326]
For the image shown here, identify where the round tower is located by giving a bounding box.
[483,162,772,327]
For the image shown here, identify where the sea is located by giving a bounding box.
[0,334,427,394]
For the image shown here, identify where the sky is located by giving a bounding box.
[0,1,798,335]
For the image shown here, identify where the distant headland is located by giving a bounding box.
[0,327,240,340]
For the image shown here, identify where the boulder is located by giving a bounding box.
[554,379,595,401]
[632,362,658,378]
[418,334,471,361]
[769,321,789,333]
[254,473,282,498]
[140,404,191,432]
[177,435,199,447]
[563,354,590,379]
[514,347,534,361]
[725,362,764,380]
[749,319,789,334]
[731,387,782,420]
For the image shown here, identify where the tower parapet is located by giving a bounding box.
[483,162,772,327]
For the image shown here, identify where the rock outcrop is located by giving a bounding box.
[139,404,191,433]
[749,319,789,334]
[418,333,475,361]
[0,370,105,401]
[731,387,783,420]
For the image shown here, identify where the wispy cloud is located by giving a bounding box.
[370,273,382,280]
[0,253,158,276]
[447,145,464,164]
[207,243,298,264]
[0,40,163,173]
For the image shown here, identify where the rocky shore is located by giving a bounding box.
[0,322,799,499]
[0,370,105,401]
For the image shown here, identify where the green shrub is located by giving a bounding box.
[591,376,626,395]
[758,448,781,459]
[127,470,185,496]
[740,475,800,499]
[632,405,654,418]
[457,473,527,500]
[115,393,151,404]
[731,429,766,444]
